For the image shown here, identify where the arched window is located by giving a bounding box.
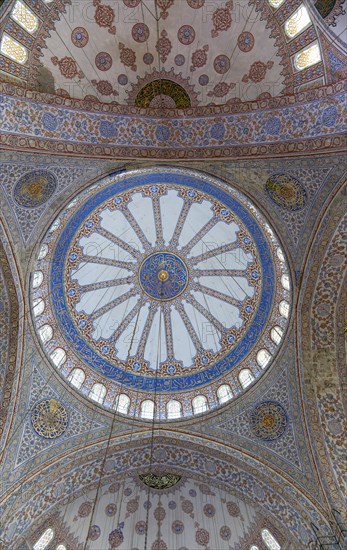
[56,545,67,550]
[89,383,106,404]
[271,326,283,345]
[279,300,289,318]
[140,399,155,419]
[33,271,43,288]
[239,369,254,388]
[167,400,182,419]
[285,5,311,38]
[38,324,53,344]
[49,218,60,233]
[38,244,48,260]
[217,384,233,404]
[294,43,321,71]
[261,528,281,550]
[256,349,272,368]
[68,368,85,389]
[0,34,28,64]
[50,348,66,368]
[268,0,285,7]
[281,274,290,290]
[115,394,130,414]
[192,395,208,414]
[33,528,54,550]
[11,0,39,33]
[276,248,284,262]
[250,546,260,550]
[33,298,45,317]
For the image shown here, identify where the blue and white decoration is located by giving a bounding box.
[31,168,291,419]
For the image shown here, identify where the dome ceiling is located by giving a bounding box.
[30,168,291,420]
[36,0,286,104]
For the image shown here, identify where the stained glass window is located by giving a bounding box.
[33,271,43,288]
[271,326,283,345]
[89,383,106,404]
[33,298,45,317]
[0,34,28,64]
[294,43,321,70]
[217,384,233,404]
[268,0,285,8]
[11,1,39,33]
[49,218,60,232]
[257,349,272,368]
[281,274,290,290]
[38,244,48,260]
[239,369,254,388]
[68,368,85,389]
[33,528,54,550]
[285,5,311,38]
[167,400,182,419]
[277,248,285,262]
[115,394,130,414]
[261,528,281,550]
[140,399,155,419]
[279,300,289,318]
[50,348,66,368]
[38,324,53,344]
[192,395,208,413]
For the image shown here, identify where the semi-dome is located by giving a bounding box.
[31,167,291,419]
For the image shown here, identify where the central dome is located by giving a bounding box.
[31,168,291,419]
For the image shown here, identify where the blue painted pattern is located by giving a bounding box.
[139,252,188,300]
[50,171,275,392]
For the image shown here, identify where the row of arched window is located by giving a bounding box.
[267,0,321,71]
[33,521,281,549]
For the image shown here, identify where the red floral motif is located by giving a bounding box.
[119,43,137,71]
[237,31,254,52]
[132,23,149,43]
[71,27,89,48]
[190,44,209,71]
[51,56,84,79]
[257,91,272,100]
[226,501,240,516]
[207,82,235,98]
[211,1,233,37]
[156,30,172,63]
[213,54,230,74]
[196,528,210,546]
[157,0,175,19]
[95,52,112,71]
[178,25,195,45]
[93,0,116,35]
[154,506,166,521]
[91,79,119,96]
[151,540,167,550]
[242,60,274,83]
[187,0,205,7]
[181,499,194,514]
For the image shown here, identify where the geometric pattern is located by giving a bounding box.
[31,399,68,439]
[13,170,57,208]
[250,401,287,441]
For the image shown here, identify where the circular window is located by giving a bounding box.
[31,168,291,419]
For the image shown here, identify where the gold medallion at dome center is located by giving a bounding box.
[158,269,169,282]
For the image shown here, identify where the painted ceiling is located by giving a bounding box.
[30,167,291,419]
[0,0,346,548]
